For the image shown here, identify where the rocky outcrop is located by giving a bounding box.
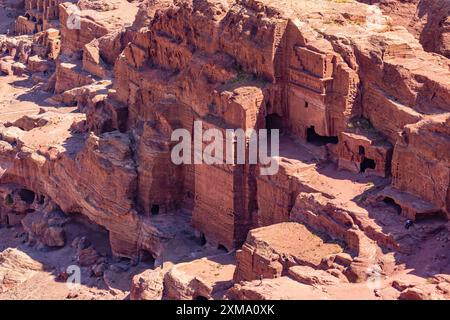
[163,254,235,300]
[0,248,44,293]
[358,0,450,58]
[234,223,344,282]
[0,0,449,300]
[391,114,450,219]
[22,210,67,247]
[130,268,165,300]
[59,1,139,57]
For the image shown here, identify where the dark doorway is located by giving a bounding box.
[360,157,376,173]
[265,113,283,134]
[306,126,338,146]
[151,204,160,215]
[19,189,35,204]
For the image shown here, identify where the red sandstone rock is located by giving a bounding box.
[77,247,100,267]
[288,265,342,286]
[163,254,235,300]
[27,55,50,72]
[130,269,165,300]
[0,0,449,300]
[22,210,67,247]
[234,223,343,282]
[0,248,44,293]
[358,0,450,58]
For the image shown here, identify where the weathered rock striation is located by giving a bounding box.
[0,0,449,300]
[358,0,450,58]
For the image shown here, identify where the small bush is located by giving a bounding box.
[5,194,13,206]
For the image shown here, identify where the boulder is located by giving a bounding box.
[130,269,165,300]
[21,211,67,248]
[0,248,43,293]
[288,266,341,286]
[27,55,51,73]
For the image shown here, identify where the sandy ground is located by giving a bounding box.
[0,75,52,123]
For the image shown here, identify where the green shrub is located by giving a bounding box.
[5,194,13,206]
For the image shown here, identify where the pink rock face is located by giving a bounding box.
[391,114,450,219]
[357,0,450,58]
[0,0,449,300]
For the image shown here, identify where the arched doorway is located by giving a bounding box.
[265,113,283,134]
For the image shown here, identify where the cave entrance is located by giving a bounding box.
[306,126,338,146]
[383,197,402,215]
[194,295,209,301]
[217,244,228,253]
[360,157,376,173]
[19,189,35,204]
[151,204,160,216]
[139,250,155,267]
[265,113,283,134]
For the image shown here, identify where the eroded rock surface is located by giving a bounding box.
[0,0,449,300]
[358,0,450,58]
[0,248,43,293]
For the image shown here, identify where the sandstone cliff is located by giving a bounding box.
[0,0,449,300]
